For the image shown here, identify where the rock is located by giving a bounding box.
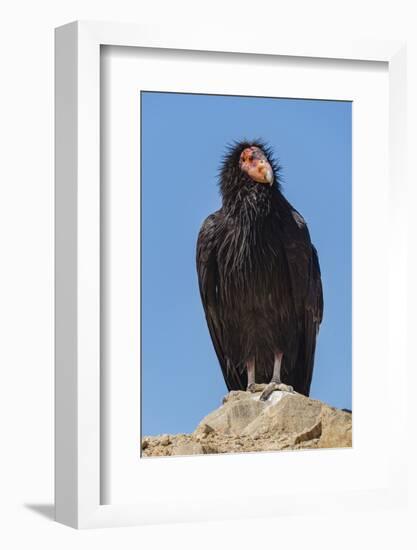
[241,392,322,438]
[160,435,170,446]
[171,442,205,456]
[194,422,215,438]
[318,406,352,448]
[293,419,322,444]
[198,392,266,435]
[141,390,352,457]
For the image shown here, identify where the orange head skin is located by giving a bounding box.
[239,146,274,186]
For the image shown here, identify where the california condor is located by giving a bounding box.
[196,141,323,401]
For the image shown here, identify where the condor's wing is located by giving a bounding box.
[282,208,324,396]
[300,243,324,394]
[196,212,246,391]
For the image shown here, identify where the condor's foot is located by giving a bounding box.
[260,381,294,401]
[247,383,268,393]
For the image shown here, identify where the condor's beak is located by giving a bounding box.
[258,161,274,185]
[239,146,274,185]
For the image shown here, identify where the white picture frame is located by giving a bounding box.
[55,21,407,529]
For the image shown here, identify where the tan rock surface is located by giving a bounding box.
[141,390,352,457]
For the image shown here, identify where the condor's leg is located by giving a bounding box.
[260,351,294,401]
[223,358,265,403]
[246,358,267,393]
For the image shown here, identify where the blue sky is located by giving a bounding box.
[141,91,352,436]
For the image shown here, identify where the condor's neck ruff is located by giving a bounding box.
[221,181,277,221]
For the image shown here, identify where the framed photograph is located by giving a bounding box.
[55,21,407,528]
[139,91,351,457]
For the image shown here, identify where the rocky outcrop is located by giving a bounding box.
[141,390,352,457]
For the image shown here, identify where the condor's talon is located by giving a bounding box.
[247,383,268,393]
[260,382,278,401]
[260,381,294,401]
[277,383,294,393]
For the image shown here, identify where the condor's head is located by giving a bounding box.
[219,141,280,208]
